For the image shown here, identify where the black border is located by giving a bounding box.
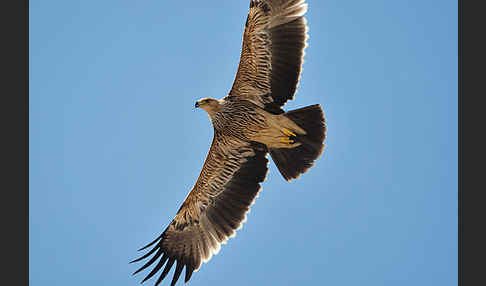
[2,0,29,285]
[460,0,485,285]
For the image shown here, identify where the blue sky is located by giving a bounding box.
[30,1,457,285]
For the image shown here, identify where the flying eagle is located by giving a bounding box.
[131,0,326,285]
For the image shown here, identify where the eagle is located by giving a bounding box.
[131,1,326,285]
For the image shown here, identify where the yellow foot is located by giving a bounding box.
[280,137,295,144]
[282,128,296,137]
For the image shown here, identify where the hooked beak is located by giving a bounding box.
[195,101,200,108]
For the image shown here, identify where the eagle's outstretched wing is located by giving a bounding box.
[131,136,269,286]
[228,0,309,113]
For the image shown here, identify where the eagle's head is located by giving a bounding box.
[195,97,221,116]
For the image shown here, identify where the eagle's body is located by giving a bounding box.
[202,97,305,149]
[207,98,269,142]
[132,1,327,285]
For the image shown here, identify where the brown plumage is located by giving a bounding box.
[131,1,326,285]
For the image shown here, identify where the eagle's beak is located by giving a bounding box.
[195,101,200,108]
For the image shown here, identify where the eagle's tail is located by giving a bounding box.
[269,104,326,181]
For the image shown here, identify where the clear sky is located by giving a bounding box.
[30,1,457,285]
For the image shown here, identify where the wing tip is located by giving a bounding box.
[137,233,163,251]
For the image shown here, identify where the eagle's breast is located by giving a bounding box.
[212,99,267,141]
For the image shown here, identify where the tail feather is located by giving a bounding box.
[270,104,326,181]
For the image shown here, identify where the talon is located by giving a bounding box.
[283,129,296,137]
